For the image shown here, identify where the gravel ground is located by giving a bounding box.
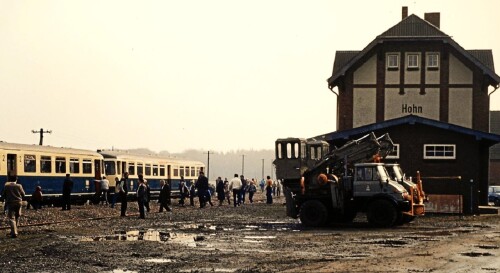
[1,193,499,273]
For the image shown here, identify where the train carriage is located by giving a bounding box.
[98,150,204,199]
[0,142,104,204]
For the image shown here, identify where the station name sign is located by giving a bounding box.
[402,104,423,114]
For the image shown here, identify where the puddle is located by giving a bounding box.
[104,270,138,273]
[145,258,174,263]
[461,252,493,257]
[80,230,171,242]
[476,245,499,250]
[244,236,276,239]
[180,269,236,273]
[369,239,408,247]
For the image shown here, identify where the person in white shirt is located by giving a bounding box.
[100,176,110,205]
[228,174,242,207]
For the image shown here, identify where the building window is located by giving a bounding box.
[40,156,52,173]
[424,144,456,159]
[387,54,399,69]
[386,144,400,159]
[407,54,419,69]
[24,155,36,173]
[427,53,439,69]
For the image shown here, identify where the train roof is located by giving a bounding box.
[0,142,102,157]
[98,150,204,165]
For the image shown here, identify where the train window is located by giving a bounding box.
[82,159,92,174]
[117,161,122,175]
[153,164,158,176]
[159,165,165,176]
[173,167,179,177]
[105,161,116,175]
[145,164,151,176]
[191,167,195,177]
[55,157,66,173]
[179,166,184,177]
[40,156,52,173]
[128,162,135,175]
[70,158,80,174]
[185,166,190,177]
[24,155,36,173]
[137,163,144,176]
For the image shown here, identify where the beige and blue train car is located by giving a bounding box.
[98,150,204,198]
[0,142,104,204]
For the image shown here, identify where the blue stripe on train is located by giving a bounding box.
[0,175,96,197]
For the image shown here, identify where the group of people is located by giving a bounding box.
[1,171,282,238]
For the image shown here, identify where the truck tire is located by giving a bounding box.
[367,199,398,227]
[299,200,328,227]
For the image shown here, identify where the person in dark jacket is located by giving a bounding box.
[144,180,151,212]
[119,172,129,217]
[178,176,189,206]
[189,181,196,206]
[61,174,73,210]
[158,180,172,212]
[136,174,147,219]
[216,177,225,206]
[30,186,43,210]
[195,171,209,208]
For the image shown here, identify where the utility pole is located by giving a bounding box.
[241,154,245,176]
[31,128,52,145]
[261,159,264,180]
[204,151,211,181]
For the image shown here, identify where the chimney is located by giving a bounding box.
[402,6,408,20]
[424,12,440,28]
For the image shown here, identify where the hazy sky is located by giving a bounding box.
[1,0,499,153]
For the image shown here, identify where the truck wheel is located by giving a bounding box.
[299,200,328,227]
[367,199,398,227]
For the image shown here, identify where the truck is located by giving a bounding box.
[273,132,425,227]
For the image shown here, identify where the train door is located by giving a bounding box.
[94,159,102,180]
[7,154,17,181]
[167,165,172,190]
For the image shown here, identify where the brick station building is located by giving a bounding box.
[318,8,500,214]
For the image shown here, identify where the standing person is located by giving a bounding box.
[216,177,225,206]
[276,180,281,197]
[136,174,147,219]
[31,186,43,210]
[144,180,151,212]
[2,176,25,238]
[248,179,257,203]
[195,171,209,208]
[111,177,120,208]
[229,174,242,207]
[178,176,189,207]
[158,180,172,212]
[240,175,247,204]
[61,174,73,210]
[100,176,110,205]
[119,172,129,217]
[266,176,273,204]
[259,179,265,193]
[189,181,196,206]
[272,180,277,196]
[223,178,231,205]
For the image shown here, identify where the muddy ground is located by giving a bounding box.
[1,193,499,273]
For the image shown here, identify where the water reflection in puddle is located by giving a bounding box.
[80,230,171,242]
[145,258,174,263]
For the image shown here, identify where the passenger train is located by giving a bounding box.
[99,150,204,198]
[0,142,204,204]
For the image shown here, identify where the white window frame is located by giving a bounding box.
[386,144,400,159]
[407,54,419,68]
[424,144,456,159]
[427,53,439,68]
[387,54,399,69]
